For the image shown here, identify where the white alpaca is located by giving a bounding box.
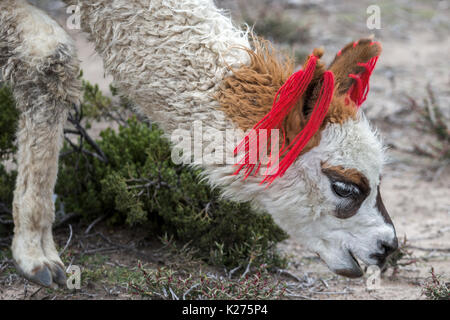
[0,0,398,287]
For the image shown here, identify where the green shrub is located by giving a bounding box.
[56,117,287,267]
[0,80,288,268]
[0,85,18,159]
[0,85,17,235]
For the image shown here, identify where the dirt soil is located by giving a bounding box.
[0,0,449,300]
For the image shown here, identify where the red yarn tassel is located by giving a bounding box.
[233,52,335,184]
[262,71,335,184]
[233,54,319,178]
[347,56,378,107]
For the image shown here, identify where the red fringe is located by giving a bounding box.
[233,53,335,184]
[262,71,334,184]
[347,56,378,107]
[233,54,318,179]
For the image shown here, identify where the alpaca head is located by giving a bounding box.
[268,39,397,277]
[223,38,398,278]
[263,114,397,278]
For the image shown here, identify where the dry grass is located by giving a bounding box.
[129,262,287,300]
[421,268,450,300]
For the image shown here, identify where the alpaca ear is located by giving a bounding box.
[328,38,381,104]
[283,47,327,145]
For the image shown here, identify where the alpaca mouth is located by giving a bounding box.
[349,250,362,269]
[334,250,364,278]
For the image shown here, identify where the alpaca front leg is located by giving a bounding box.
[0,0,81,287]
[12,111,68,287]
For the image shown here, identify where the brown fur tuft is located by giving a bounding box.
[325,95,358,124]
[329,38,382,96]
[216,38,294,131]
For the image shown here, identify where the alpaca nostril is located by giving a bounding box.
[379,238,398,256]
[371,238,399,265]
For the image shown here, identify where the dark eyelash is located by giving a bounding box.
[339,182,359,193]
[332,181,361,198]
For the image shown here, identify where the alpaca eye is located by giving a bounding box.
[332,181,360,198]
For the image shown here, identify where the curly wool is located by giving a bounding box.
[64,0,251,135]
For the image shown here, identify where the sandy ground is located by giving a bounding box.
[1,0,449,300]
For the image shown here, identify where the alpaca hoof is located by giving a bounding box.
[50,263,67,286]
[32,266,53,287]
[14,261,52,287]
